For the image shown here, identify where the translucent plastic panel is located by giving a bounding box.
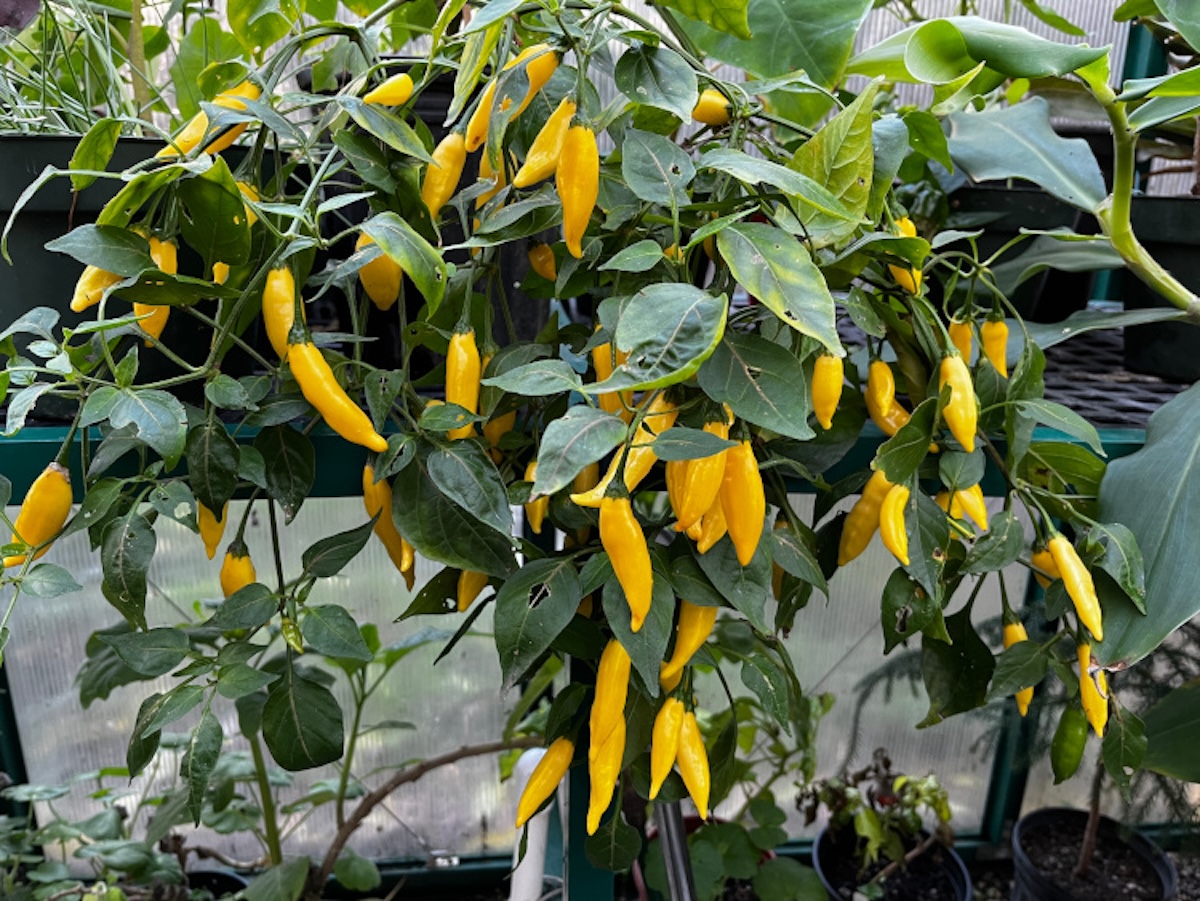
[703,494,1026,840]
[2,497,517,864]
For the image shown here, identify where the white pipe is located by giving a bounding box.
[510,748,551,901]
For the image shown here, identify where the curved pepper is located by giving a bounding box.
[357,233,402,311]
[421,133,468,217]
[465,44,559,152]
[660,601,718,692]
[516,737,574,828]
[948,317,973,362]
[879,484,911,566]
[524,461,549,534]
[262,267,304,360]
[676,711,710,820]
[288,341,388,452]
[364,72,414,106]
[363,463,416,590]
[458,569,489,612]
[812,354,844,430]
[3,462,73,568]
[589,638,631,755]
[867,360,897,420]
[445,327,482,440]
[586,717,625,835]
[528,243,557,282]
[649,697,685,799]
[572,393,678,507]
[956,483,989,532]
[1003,621,1034,717]
[1078,642,1108,736]
[696,494,727,555]
[198,501,229,561]
[157,80,261,158]
[674,415,732,534]
[837,469,893,566]
[514,96,576,188]
[600,496,653,632]
[70,264,123,313]
[720,439,765,566]
[1049,533,1103,641]
[591,330,632,420]
[938,354,978,453]
[219,540,256,598]
[981,318,1009,377]
[558,126,599,259]
[1031,545,1061,589]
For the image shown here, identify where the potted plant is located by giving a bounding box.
[4,2,1200,898]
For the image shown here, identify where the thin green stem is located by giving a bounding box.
[248,732,284,866]
[336,677,366,829]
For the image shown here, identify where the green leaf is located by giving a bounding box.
[99,628,190,677]
[598,240,664,273]
[177,156,251,267]
[495,558,583,692]
[875,398,937,484]
[1088,523,1146,612]
[789,82,878,246]
[227,0,296,54]
[658,0,750,39]
[585,811,641,872]
[918,605,996,727]
[244,857,309,901]
[392,439,515,578]
[614,45,698,122]
[881,570,939,653]
[1101,706,1146,795]
[947,98,1106,212]
[44,224,153,275]
[70,119,122,192]
[139,684,206,737]
[620,128,695,208]
[182,708,223,824]
[904,492,950,601]
[483,359,583,396]
[363,212,446,309]
[716,223,840,353]
[427,441,513,537]
[151,482,199,532]
[1143,680,1200,781]
[962,510,1025,574]
[1014,399,1104,456]
[1025,307,1185,351]
[902,110,953,171]
[254,425,315,524]
[986,640,1048,702]
[741,655,790,731]
[597,284,727,392]
[771,521,827,595]
[111,389,188,468]
[127,694,162,778]
[301,606,373,661]
[20,563,82,598]
[301,520,376,578]
[696,333,815,441]
[1097,384,1200,668]
[534,407,627,497]
[695,537,771,632]
[753,857,826,901]
[262,668,344,771]
[652,426,737,462]
[208,583,276,630]
[602,571,673,696]
[696,148,856,222]
[101,513,156,629]
[1155,0,1200,51]
[215,663,279,700]
[334,849,381,893]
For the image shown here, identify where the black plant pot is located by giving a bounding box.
[811,827,971,901]
[1012,807,1178,901]
[187,869,250,896]
[1122,195,1200,383]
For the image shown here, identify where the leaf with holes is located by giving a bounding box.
[495,558,582,692]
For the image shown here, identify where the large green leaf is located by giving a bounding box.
[101,512,156,629]
[680,0,871,88]
[658,0,750,39]
[1096,383,1200,668]
[262,668,344,770]
[697,148,856,222]
[1142,680,1200,782]
[495,558,582,692]
[534,406,627,498]
[181,709,223,824]
[363,212,447,310]
[696,332,814,441]
[177,156,250,267]
[427,441,513,537]
[620,129,695,209]
[613,45,698,123]
[918,605,995,727]
[947,98,1107,212]
[254,425,315,524]
[789,82,877,246]
[227,0,297,55]
[1156,0,1200,51]
[716,223,840,352]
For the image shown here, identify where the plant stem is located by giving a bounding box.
[335,677,366,830]
[249,732,284,867]
[1097,100,1200,324]
[1073,757,1105,879]
[126,0,151,118]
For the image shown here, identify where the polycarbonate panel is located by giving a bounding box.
[701,493,1027,840]
[2,497,518,864]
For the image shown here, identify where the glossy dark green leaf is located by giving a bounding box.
[182,708,223,824]
[127,694,162,778]
[753,856,826,901]
[99,628,189,677]
[44,224,153,275]
[771,522,827,595]
[881,569,938,653]
[262,668,344,771]
[598,240,664,273]
[111,389,188,469]
[652,426,738,462]
[918,606,995,727]
[177,156,251,266]
[301,519,376,578]
[139,684,206,737]
[534,406,627,497]
[334,849,382,893]
[208,583,276,631]
[101,512,156,629]
[1143,680,1200,781]
[695,535,771,633]
[428,441,513,536]
[698,148,855,221]
[602,571,673,696]
[620,128,695,208]
[301,605,372,661]
[254,425,315,524]
[1102,705,1147,795]
[70,118,122,192]
[741,655,790,731]
[986,639,1048,702]
[696,332,813,441]
[962,510,1025,574]
[667,554,727,608]
[215,663,279,700]
[495,558,583,692]
[20,563,82,598]
[1087,522,1146,613]
[614,45,698,122]
[875,398,937,484]
[585,811,641,872]
[903,490,950,600]
[363,212,446,309]
[938,449,985,490]
[483,359,583,396]
[1014,398,1104,455]
[716,223,840,352]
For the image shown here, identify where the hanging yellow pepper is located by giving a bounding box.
[219,540,256,598]
[1078,643,1108,736]
[3,462,73,568]
[981,318,1009,377]
[1003,620,1034,717]
[364,71,414,106]
[288,342,388,452]
[948,317,973,362]
[515,737,575,828]
[812,354,844,430]
[674,412,732,534]
[445,326,482,440]
[1031,545,1061,589]
[837,469,893,566]
[691,88,731,127]
[70,264,123,313]
[720,440,765,566]
[421,132,468,217]
[465,44,560,152]
[888,216,922,293]
[262,267,304,360]
[586,716,625,835]
[591,329,633,420]
[558,126,599,259]
[476,149,508,212]
[879,484,911,566]
[513,96,577,188]
[676,711,710,820]
[695,495,727,555]
[198,501,229,561]
[649,697,685,799]
[955,483,989,532]
[600,496,652,632]
[157,80,261,158]
[867,359,896,419]
[523,461,550,534]
[356,233,402,311]
[363,463,416,591]
[458,569,489,612]
[660,601,718,692]
[938,354,978,453]
[572,393,679,507]
[589,638,631,756]
[133,235,178,344]
[1048,533,1103,641]
[528,243,557,282]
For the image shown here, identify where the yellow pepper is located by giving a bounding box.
[879,484,911,566]
[649,697,685,799]
[528,243,557,282]
[674,413,732,534]
[837,470,893,566]
[948,317,973,362]
[70,264,123,313]
[198,501,228,561]
[981,318,1009,377]
[363,463,416,591]
[660,601,718,692]
[515,737,574,828]
[600,496,652,632]
[465,44,560,152]
[719,440,765,566]
[955,483,989,532]
[571,393,678,507]
[513,96,577,188]
[589,638,631,755]
[938,354,978,453]
[676,711,710,820]
[262,267,304,360]
[691,88,731,127]
[523,461,549,534]
[287,341,389,452]
[356,233,402,311]
[812,354,844,430]
[458,569,489,612]
[445,327,482,440]
[364,72,414,106]
[695,494,727,555]
[157,80,261,158]
[3,462,73,568]
[1078,643,1108,736]
[558,126,599,259]
[219,541,256,598]
[1003,621,1034,717]
[421,132,468,217]
[586,716,625,835]
[133,235,178,344]
[1031,545,1061,589]
[1049,533,1103,641]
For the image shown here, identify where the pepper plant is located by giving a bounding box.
[3,0,1200,894]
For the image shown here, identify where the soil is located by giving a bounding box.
[1019,814,1164,901]
[969,858,1014,901]
[1169,853,1200,901]
[820,834,962,900]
